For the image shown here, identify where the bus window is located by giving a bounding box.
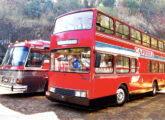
[116,56,130,73]
[53,11,93,34]
[2,47,29,66]
[151,38,158,49]
[158,41,163,51]
[142,33,150,47]
[152,61,158,73]
[26,50,43,67]
[148,60,151,72]
[51,48,91,73]
[159,62,164,73]
[131,28,141,44]
[96,12,114,35]
[95,53,114,73]
[116,21,130,40]
[131,58,137,73]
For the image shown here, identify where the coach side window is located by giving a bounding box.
[95,53,114,73]
[159,62,164,73]
[96,12,114,35]
[26,50,43,67]
[152,61,158,73]
[116,21,130,40]
[116,56,130,73]
[131,58,137,73]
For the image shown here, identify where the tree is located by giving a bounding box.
[102,0,115,7]
[126,0,140,14]
[43,0,54,12]
[24,0,42,19]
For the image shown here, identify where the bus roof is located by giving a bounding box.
[9,40,50,49]
[55,8,96,20]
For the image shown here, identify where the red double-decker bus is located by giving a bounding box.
[0,40,50,94]
[46,8,165,108]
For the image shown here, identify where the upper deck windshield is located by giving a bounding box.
[2,47,29,66]
[53,11,94,34]
[51,48,91,73]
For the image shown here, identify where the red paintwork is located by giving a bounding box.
[1,40,50,71]
[49,8,165,100]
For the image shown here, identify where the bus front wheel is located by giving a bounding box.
[116,85,127,106]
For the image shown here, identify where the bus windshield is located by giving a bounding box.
[53,11,93,34]
[2,47,29,66]
[51,48,91,73]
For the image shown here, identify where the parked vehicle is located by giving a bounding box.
[0,40,50,94]
[46,8,165,108]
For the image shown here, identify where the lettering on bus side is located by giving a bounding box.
[135,47,154,57]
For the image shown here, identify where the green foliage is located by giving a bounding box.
[126,0,140,14]
[24,0,42,19]
[43,0,54,12]
[102,0,115,7]
[0,0,164,39]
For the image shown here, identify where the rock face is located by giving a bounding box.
[0,18,52,57]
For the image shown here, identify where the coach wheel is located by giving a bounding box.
[116,85,127,106]
[151,81,157,96]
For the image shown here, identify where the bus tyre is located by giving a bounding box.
[116,85,127,106]
[151,81,157,96]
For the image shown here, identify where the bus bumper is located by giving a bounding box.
[46,91,116,108]
[46,91,90,106]
[0,83,27,94]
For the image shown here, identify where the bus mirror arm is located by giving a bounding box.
[94,53,101,68]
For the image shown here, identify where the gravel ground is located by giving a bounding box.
[0,92,165,120]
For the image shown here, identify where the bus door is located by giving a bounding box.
[25,48,49,92]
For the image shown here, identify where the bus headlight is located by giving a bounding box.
[10,78,17,84]
[75,91,87,98]
[80,91,87,98]
[75,91,81,97]
[50,87,56,93]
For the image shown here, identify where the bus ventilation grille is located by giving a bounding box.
[56,88,75,97]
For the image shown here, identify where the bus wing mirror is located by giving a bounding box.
[95,53,101,68]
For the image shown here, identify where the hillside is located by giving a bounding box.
[0,0,164,43]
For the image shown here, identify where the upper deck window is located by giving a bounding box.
[158,41,164,51]
[116,21,130,40]
[53,11,93,34]
[142,33,150,47]
[151,38,158,49]
[96,12,114,35]
[131,28,141,44]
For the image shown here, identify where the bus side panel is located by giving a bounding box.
[23,70,48,92]
[93,74,136,99]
